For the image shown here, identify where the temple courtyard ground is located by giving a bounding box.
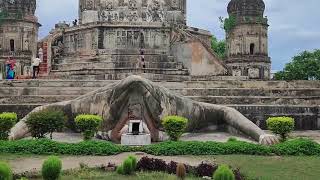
[2,153,320,180]
[1,131,320,180]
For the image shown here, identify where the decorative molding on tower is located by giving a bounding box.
[225,0,271,80]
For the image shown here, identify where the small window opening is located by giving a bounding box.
[250,43,255,55]
[10,39,15,51]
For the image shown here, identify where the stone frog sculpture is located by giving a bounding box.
[10,76,279,145]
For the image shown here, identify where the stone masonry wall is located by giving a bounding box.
[1,104,318,130]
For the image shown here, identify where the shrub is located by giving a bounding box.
[213,165,235,180]
[26,109,65,139]
[18,178,29,180]
[195,162,217,177]
[117,156,138,175]
[137,156,167,172]
[272,138,320,156]
[167,161,178,174]
[41,156,62,180]
[144,141,272,156]
[122,158,133,175]
[227,137,237,142]
[162,116,188,141]
[74,114,103,140]
[0,139,123,156]
[176,163,186,180]
[267,117,295,141]
[0,113,17,140]
[128,155,137,170]
[116,165,124,174]
[0,138,319,156]
[0,161,13,180]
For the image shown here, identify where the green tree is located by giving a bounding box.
[211,35,226,59]
[274,49,320,80]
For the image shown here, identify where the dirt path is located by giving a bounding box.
[8,152,208,174]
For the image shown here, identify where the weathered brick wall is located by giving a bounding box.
[0,105,40,119]
[231,105,319,130]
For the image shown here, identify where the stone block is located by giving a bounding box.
[121,134,151,146]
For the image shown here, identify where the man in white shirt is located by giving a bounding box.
[32,55,41,79]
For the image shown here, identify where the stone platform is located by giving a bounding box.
[0,79,319,130]
[121,134,152,146]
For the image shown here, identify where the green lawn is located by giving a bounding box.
[33,171,201,180]
[206,155,320,180]
[62,171,201,180]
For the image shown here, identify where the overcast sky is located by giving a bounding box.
[36,0,320,71]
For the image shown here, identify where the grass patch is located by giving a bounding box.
[210,155,320,180]
[27,169,202,180]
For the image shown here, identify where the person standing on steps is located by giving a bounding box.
[5,57,16,80]
[32,55,41,79]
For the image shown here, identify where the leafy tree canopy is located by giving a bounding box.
[274,49,320,80]
[211,35,226,60]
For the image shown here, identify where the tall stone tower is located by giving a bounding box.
[225,0,271,80]
[0,0,40,79]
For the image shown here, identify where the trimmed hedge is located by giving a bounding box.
[41,156,62,180]
[0,112,18,140]
[75,114,103,140]
[0,138,319,156]
[0,161,13,180]
[162,116,188,141]
[0,139,122,156]
[143,141,272,156]
[117,156,137,175]
[267,117,295,141]
[213,165,235,180]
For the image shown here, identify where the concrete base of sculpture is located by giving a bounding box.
[121,134,152,146]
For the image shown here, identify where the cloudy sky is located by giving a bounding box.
[36,0,320,71]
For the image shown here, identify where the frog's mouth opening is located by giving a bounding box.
[107,80,163,143]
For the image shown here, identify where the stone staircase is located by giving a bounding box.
[0,79,319,130]
[49,53,190,80]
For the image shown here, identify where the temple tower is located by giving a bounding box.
[225,0,271,80]
[0,0,40,78]
[78,0,187,25]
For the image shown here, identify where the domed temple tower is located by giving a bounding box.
[0,0,40,79]
[226,0,271,80]
[40,0,227,80]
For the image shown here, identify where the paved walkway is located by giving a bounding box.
[9,152,208,174]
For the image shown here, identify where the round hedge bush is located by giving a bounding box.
[162,116,188,141]
[213,165,235,180]
[267,117,295,141]
[0,161,13,180]
[128,155,137,171]
[26,109,65,139]
[0,112,17,140]
[122,158,133,175]
[41,156,62,180]
[74,114,103,140]
[116,165,124,175]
